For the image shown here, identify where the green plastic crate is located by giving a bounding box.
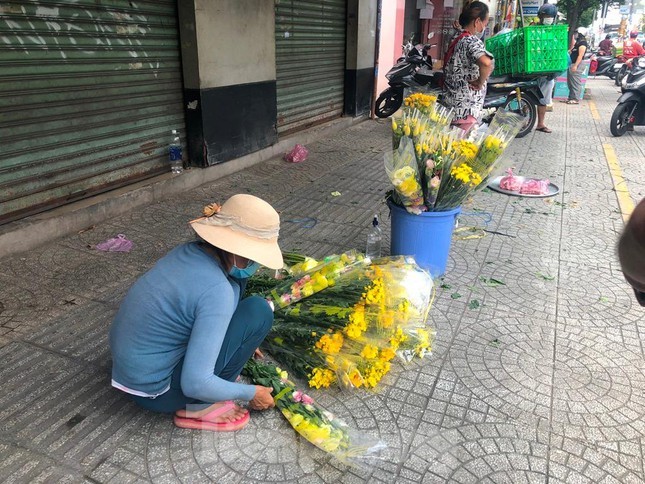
[486,25,569,76]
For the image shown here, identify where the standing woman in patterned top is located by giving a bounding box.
[443,1,494,132]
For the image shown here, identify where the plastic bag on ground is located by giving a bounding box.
[95,234,133,252]
[284,144,309,163]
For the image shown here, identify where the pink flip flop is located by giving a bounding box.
[173,401,250,432]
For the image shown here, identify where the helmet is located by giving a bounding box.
[630,30,638,39]
[538,3,557,18]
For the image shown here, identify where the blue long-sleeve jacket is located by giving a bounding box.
[109,242,256,402]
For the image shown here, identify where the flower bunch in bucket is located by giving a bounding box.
[386,105,525,213]
[432,110,526,210]
[242,359,386,467]
[252,254,435,391]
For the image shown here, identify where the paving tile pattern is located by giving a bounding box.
[1,79,645,482]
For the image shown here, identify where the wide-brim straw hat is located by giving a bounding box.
[189,194,283,269]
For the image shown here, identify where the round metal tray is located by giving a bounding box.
[487,176,560,198]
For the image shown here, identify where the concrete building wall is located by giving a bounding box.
[194,0,276,88]
[179,0,277,167]
[345,0,378,115]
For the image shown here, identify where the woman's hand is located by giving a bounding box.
[469,78,485,90]
[249,385,275,410]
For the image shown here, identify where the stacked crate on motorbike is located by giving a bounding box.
[486,25,569,76]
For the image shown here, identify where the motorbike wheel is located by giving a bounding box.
[375,88,403,118]
[503,94,536,138]
[610,101,637,137]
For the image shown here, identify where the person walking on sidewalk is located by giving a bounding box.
[565,28,588,104]
[443,1,494,133]
[535,1,558,133]
[109,194,283,431]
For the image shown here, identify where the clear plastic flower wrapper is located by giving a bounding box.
[259,256,435,390]
[386,107,523,212]
[242,359,386,468]
[432,109,526,210]
[385,137,426,214]
[268,250,369,308]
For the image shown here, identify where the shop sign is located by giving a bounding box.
[521,0,541,17]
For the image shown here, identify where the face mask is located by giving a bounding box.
[473,20,485,38]
[228,256,260,279]
[543,17,554,25]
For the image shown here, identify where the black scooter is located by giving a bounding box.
[591,53,620,79]
[374,44,441,118]
[610,56,645,136]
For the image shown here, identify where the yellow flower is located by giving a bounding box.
[363,278,385,305]
[360,344,379,359]
[345,303,368,340]
[379,309,395,328]
[302,284,314,297]
[308,367,336,388]
[315,332,344,354]
[390,326,408,349]
[379,347,396,362]
[348,369,363,388]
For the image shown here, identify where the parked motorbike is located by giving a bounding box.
[375,42,440,118]
[482,76,540,138]
[590,52,621,79]
[376,68,541,138]
[615,57,633,86]
[610,56,645,136]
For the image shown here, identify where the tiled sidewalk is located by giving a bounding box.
[1,78,644,483]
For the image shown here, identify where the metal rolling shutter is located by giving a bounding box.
[0,0,185,224]
[275,0,346,135]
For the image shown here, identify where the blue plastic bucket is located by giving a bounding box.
[388,201,461,277]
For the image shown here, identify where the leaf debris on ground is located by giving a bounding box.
[536,272,555,281]
[480,277,506,287]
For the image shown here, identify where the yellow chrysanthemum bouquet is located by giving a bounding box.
[387,97,525,212]
[242,359,386,467]
[432,110,526,210]
[255,253,435,392]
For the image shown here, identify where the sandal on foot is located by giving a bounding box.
[174,401,250,432]
[566,100,579,104]
[536,126,552,133]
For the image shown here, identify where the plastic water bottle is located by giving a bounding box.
[365,215,382,260]
[169,129,183,174]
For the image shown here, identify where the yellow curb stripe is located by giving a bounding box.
[602,143,635,222]
[589,100,600,120]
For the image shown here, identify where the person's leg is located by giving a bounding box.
[175,295,272,422]
[213,295,274,381]
[568,68,582,102]
[566,66,575,99]
[536,105,547,128]
[129,359,198,414]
